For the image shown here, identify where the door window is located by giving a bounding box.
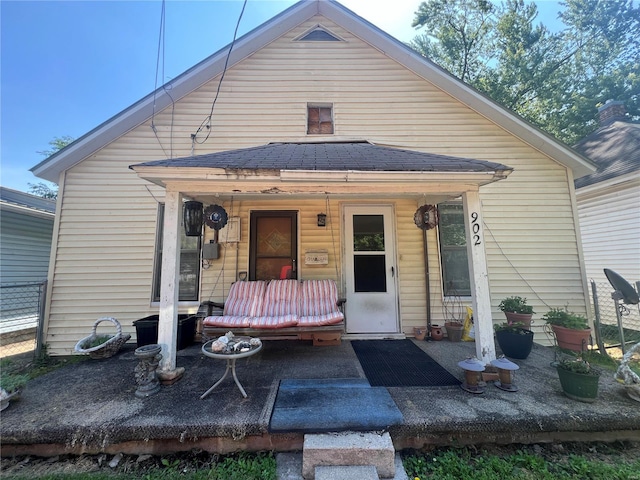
[249,211,297,281]
[353,214,386,292]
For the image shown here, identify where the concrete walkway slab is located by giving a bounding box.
[1,339,639,457]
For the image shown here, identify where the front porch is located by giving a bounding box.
[2,338,638,457]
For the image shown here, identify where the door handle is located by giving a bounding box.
[391,266,395,277]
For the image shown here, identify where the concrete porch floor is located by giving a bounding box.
[1,338,639,458]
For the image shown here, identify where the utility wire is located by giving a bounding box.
[150,0,176,158]
[192,0,248,146]
[483,220,552,311]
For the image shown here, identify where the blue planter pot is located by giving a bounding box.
[495,328,534,359]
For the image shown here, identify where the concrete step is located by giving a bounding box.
[276,452,409,480]
[315,465,379,480]
[302,431,396,479]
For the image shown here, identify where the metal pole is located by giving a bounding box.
[591,280,607,355]
[612,290,626,354]
[35,280,47,359]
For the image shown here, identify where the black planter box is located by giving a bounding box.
[133,315,196,350]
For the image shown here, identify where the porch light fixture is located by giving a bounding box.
[183,201,204,237]
[458,357,486,394]
[491,356,520,392]
[317,212,327,227]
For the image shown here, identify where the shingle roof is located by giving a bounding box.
[131,141,512,174]
[0,186,56,214]
[573,121,640,189]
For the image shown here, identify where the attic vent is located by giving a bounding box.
[297,26,342,42]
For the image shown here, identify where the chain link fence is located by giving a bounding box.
[0,282,46,360]
[590,279,640,354]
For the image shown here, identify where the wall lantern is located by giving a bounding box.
[183,201,204,237]
[458,357,486,394]
[317,213,327,227]
[491,357,520,392]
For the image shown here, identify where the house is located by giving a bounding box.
[0,186,56,335]
[573,101,640,287]
[31,0,595,375]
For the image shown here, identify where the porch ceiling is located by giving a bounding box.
[130,141,513,197]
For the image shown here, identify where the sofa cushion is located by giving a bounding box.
[261,279,300,316]
[202,315,251,328]
[298,312,344,327]
[224,281,266,317]
[300,279,340,316]
[250,314,299,329]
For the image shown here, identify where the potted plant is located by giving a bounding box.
[494,322,534,359]
[498,296,534,330]
[0,372,29,411]
[556,357,600,403]
[543,308,591,352]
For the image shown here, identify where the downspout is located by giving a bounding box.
[423,228,432,338]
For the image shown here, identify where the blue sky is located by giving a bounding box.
[1,0,563,193]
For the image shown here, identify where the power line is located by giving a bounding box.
[191,0,248,146]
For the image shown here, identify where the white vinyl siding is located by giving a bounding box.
[0,210,53,285]
[42,15,588,353]
[577,176,640,285]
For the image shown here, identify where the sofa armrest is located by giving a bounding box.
[198,300,225,316]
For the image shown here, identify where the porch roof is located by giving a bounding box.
[130,141,513,180]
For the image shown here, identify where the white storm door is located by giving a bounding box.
[344,205,398,333]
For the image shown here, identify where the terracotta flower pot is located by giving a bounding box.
[430,324,444,341]
[551,325,591,352]
[504,311,533,330]
[445,322,464,342]
[413,327,426,341]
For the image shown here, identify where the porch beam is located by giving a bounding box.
[462,190,496,364]
[161,180,487,196]
[157,188,184,381]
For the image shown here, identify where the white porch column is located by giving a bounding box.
[462,190,496,364]
[157,188,184,381]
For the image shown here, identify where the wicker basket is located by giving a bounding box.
[75,317,131,359]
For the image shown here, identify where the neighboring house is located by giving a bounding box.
[0,186,56,333]
[31,0,595,368]
[573,101,640,287]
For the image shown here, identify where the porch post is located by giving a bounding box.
[462,190,496,364]
[157,188,184,382]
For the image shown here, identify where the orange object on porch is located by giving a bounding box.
[279,265,293,279]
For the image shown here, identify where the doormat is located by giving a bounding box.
[268,378,403,433]
[351,339,461,387]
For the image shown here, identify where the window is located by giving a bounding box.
[307,104,334,134]
[438,203,470,296]
[153,204,201,302]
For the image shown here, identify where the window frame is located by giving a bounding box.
[437,202,471,297]
[307,103,334,135]
[152,203,202,303]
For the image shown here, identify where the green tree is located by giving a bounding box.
[410,0,640,145]
[411,0,497,83]
[30,135,75,199]
[36,135,75,158]
[27,182,57,199]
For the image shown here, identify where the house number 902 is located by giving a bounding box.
[471,212,481,246]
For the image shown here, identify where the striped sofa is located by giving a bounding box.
[201,279,345,346]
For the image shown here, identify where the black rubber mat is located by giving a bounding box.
[351,339,461,387]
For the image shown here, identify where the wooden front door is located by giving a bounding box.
[249,211,297,281]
